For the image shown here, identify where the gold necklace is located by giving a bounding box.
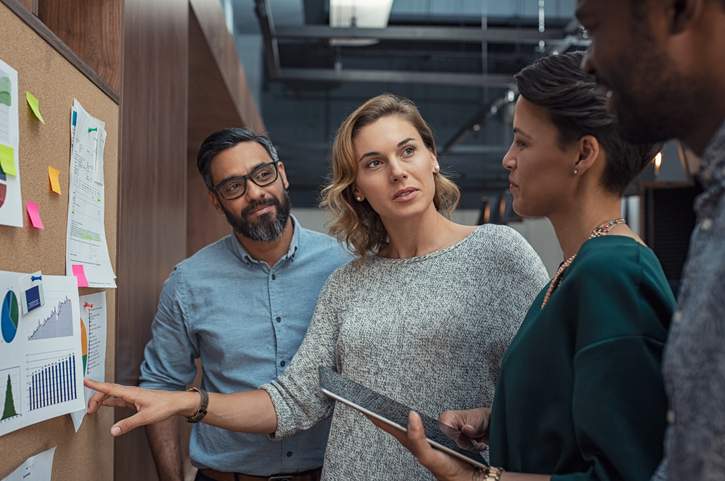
[540,217,625,309]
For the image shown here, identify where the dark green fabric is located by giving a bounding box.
[489,236,675,481]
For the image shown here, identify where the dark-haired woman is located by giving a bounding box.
[373,51,675,481]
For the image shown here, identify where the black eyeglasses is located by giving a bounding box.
[213,162,279,200]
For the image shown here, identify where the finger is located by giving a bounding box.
[87,390,111,414]
[462,424,486,438]
[439,410,464,429]
[110,410,152,436]
[101,397,134,408]
[85,379,130,398]
[405,411,435,458]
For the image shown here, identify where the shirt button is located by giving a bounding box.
[673,310,683,323]
[272,274,276,280]
[280,360,286,367]
[667,410,676,424]
[286,451,293,457]
[701,218,712,231]
[276,316,282,323]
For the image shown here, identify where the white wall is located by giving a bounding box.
[293,207,561,276]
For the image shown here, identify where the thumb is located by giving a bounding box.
[110,411,149,437]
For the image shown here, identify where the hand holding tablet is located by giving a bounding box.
[318,367,488,468]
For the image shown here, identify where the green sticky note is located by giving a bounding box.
[25,91,45,124]
[0,144,16,176]
[0,76,10,107]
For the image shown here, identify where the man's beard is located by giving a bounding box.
[605,41,703,146]
[222,191,291,241]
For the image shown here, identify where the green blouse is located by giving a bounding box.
[489,236,675,481]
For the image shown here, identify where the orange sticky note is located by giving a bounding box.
[48,166,61,194]
[72,264,89,287]
[26,201,44,229]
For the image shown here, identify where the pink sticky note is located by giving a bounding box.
[26,201,45,229]
[72,264,89,287]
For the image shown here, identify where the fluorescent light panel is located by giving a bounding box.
[330,0,394,28]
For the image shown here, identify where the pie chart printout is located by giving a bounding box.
[1,290,19,343]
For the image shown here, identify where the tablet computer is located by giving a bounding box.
[318,367,488,469]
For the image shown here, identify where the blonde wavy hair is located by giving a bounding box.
[320,94,461,257]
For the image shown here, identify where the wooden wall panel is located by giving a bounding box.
[115,1,189,480]
[186,1,265,256]
[37,0,122,95]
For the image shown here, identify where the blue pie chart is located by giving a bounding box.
[1,291,19,343]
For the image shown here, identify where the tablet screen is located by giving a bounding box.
[319,367,488,468]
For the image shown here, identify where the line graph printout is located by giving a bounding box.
[65,100,115,288]
[71,292,107,431]
[0,271,84,437]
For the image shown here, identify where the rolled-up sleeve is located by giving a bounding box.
[138,267,199,391]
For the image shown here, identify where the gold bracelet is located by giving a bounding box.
[473,466,504,481]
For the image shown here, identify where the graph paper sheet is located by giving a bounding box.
[0,271,84,437]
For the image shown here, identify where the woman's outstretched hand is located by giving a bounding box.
[84,378,197,436]
[368,411,476,481]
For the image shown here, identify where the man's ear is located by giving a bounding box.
[208,190,222,211]
[574,135,601,175]
[665,0,703,34]
[277,161,290,190]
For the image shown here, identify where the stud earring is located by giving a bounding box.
[355,196,363,202]
[572,168,579,175]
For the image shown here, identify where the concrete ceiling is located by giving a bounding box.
[223,0,582,208]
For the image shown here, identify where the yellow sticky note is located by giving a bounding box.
[25,91,45,124]
[48,166,61,194]
[0,144,15,176]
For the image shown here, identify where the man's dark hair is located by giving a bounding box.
[514,51,657,195]
[197,128,279,190]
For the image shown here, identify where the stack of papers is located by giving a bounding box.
[65,100,116,288]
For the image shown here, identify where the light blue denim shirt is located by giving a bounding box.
[138,218,352,475]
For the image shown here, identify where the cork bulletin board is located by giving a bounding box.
[0,2,118,480]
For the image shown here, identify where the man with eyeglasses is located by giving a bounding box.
[138,128,352,481]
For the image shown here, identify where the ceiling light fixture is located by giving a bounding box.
[330,0,394,29]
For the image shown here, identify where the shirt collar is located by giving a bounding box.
[230,215,301,267]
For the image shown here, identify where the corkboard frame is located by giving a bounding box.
[0,2,118,480]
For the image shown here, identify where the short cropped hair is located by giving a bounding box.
[514,52,657,195]
[196,128,279,190]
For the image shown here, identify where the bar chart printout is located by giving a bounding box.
[0,270,84,437]
[26,352,78,411]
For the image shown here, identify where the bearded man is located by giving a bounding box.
[138,128,351,481]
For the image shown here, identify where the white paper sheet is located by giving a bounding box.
[0,57,22,227]
[0,271,85,437]
[2,447,56,481]
[66,100,116,288]
[70,292,107,431]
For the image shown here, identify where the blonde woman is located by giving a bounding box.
[85,94,549,481]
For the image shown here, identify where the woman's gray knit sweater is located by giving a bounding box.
[261,224,549,481]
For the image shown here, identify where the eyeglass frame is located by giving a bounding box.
[212,161,280,200]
